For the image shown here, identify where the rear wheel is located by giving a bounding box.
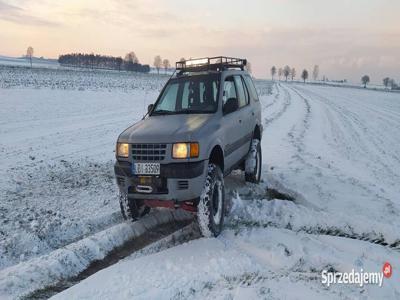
[245,139,262,183]
[197,163,225,237]
[119,192,150,221]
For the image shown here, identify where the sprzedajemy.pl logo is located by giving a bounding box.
[321,262,392,288]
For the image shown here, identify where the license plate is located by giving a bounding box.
[132,162,160,175]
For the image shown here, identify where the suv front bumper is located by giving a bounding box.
[114,160,207,202]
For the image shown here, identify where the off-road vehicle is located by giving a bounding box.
[114,56,262,237]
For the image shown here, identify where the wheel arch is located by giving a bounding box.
[253,124,262,141]
[208,144,224,172]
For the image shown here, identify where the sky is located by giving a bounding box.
[0,0,399,83]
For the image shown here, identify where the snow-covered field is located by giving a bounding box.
[1,64,400,299]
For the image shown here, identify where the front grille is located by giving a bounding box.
[132,143,167,161]
[177,180,189,190]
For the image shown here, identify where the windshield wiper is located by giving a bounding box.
[151,110,175,115]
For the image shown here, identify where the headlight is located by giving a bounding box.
[172,142,199,159]
[116,143,129,158]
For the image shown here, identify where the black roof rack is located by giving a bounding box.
[176,56,247,73]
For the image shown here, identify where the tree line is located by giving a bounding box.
[270,63,399,90]
[58,52,150,73]
[270,65,319,83]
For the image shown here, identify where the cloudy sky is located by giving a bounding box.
[1,0,399,82]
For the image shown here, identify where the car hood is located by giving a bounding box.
[119,114,214,143]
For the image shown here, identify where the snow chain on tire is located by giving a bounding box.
[197,163,225,237]
[119,192,150,221]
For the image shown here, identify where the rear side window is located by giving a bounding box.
[223,77,237,105]
[234,75,248,108]
[244,75,259,101]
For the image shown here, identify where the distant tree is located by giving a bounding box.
[271,66,277,81]
[301,69,309,83]
[291,67,296,80]
[383,77,391,89]
[179,57,185,62]
[116,57,123,71]
[278,68,283,81]
[154,55,162,74]
[312,65,319,81]
[361,75,370,88]
[162,58,170,73]
[26,46,34,68]
[125,52,139,64]
[283,65,290,81]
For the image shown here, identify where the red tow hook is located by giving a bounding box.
[143,199,197,213]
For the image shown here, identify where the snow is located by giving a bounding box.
[51,82,400,299]
[0,209,191,300]
[1,63,400,299]
[0,65,170,272]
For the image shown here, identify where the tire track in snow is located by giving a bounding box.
[263,83,292,126]
[257,84,400,251]
[294,85,400,180]
[289,85,400,217]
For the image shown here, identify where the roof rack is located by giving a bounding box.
[176,56,247,73]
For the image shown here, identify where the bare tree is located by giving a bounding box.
[291,67,296,80]
[153,55,162,74]
[26,46,34,68]
[271,66,276,81]
[383,77,390,89]
[125,52,139,64]
[301,69,309,83]
[278,68,283,81]
[283,65,291,81]
[162,58,170,73]
[312,65,319,81]
[361,75,370,88]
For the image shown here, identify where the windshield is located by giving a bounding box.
[152,74,220,115]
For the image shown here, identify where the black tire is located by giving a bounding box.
[245,139,262,183]
[119,192,150,221]
[197,163,225,237]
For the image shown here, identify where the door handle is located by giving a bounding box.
[251,111,255,116]
[239,119,242,123]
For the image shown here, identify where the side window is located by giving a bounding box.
[234,75,247,108]
[244,75,259,101]
[241,77,250,105]
[223,77,237,105]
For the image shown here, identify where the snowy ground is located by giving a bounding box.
[52,83,400,299]
[0,65,169,271]
[1,65,400,299]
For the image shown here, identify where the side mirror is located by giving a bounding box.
[223,98,238,115]
[147,104,154,114]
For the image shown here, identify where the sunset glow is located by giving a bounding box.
[1,0,399,82]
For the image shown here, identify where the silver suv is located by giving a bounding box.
[114,57,263,237]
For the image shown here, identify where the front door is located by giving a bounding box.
[221,76,247,173]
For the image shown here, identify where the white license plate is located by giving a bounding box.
[133,162,160,175]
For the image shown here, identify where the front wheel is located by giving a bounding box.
[197,163,225,237]
[245,139,262,183]
[119,192,150,221]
